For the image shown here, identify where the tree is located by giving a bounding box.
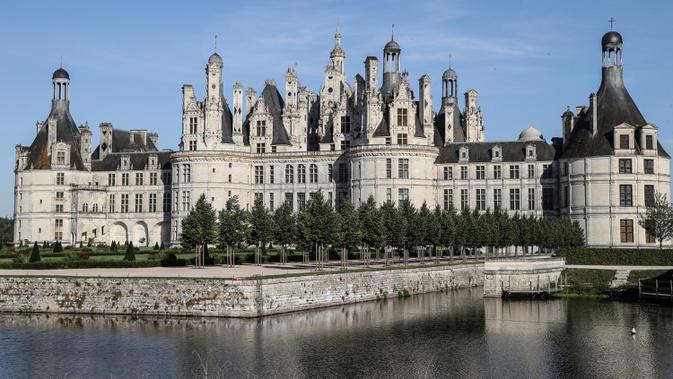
[248,197,273,264]
[335,199,362,266]
[296,192,337,267]
[219,196,249,266]
[380,201,405,264]
[0,217,13,245]
[272,202,296,264]
[427,206,443,260]
[358,196,383,264]
[124,241,135,261]
[639,192,673,249]
[399,200,419,264]
[181,194,218,264]
[29,241,41,262]
[53,240,63,253]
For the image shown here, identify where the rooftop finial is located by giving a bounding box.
[609,17,616,31]
[214,34,218,50]
[449,53,452,69]
[60,56,62,68]
[391,23,395,40]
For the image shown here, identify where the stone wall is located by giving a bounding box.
[483,258,565,297]
[0,264,483,318]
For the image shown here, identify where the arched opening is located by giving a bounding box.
[110,222,128,244]
[133,221,149,246]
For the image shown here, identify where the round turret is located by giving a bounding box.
[384,39,401,53]
[208,52,223,65]
[52,68,70,80]
[601,31,623,50]
[442,68,457,81]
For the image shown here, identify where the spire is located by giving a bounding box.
[334,26,341,48]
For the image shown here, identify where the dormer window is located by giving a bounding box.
[491,145,502,162]
[646,135,654,150]
[256,120,266,137]
[619,134,629,149]
[525,144,537,160]
[459,146,469,163]
[396,108,408,127]
[56,151,65,165]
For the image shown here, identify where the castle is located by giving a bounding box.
[13,28,670,247]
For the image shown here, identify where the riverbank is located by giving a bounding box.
[0,263,483,317]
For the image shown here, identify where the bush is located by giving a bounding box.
[160,252,187,267]
[154,242,160,250]
[29,242,41,262]
[124,242,136,262]
[0,260,159,270]
[53,241,63,253]
[559,248,673,265]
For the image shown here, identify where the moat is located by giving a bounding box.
[1,288,671,378]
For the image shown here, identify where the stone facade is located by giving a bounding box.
[13,28,670,248]
[483,258,565,297]
[0,264,483,317]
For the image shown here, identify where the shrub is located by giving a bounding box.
[160,242,165,251]
[160,252,187,267]
[559,248,673,266]
[13,252,30,264]
[154,242,160,250]
[78,251,91,260]
[29,242,41,262]
[110,240,117,252]
[0,260,159,270]
[53,241,63,253]
[124,242,136,262]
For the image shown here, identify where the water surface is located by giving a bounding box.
[0,288,671,378]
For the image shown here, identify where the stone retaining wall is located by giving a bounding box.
[0,264,483,317]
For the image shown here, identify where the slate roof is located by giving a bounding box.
[562,66,669,159]
[91,128,158,160]
[433,102,465,146]
[260,84,291,145]
[27,100,86,170]
[91,151,172,171]
[221,99,234,144]
[436,140,558,164]
[372,108,389,137]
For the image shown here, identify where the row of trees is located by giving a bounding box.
[181,192,585,266]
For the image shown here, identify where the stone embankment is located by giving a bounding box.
[0,264,483,318]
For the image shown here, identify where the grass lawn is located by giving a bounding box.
[627,270,669,285]
[555,268,615,298]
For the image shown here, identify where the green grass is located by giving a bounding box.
[627,270,668,285]
[555,268,616,298]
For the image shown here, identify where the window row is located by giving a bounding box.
[108,172,168,186]
[107,193,171,213]
[442,188,546,211]
[441,164,551,181]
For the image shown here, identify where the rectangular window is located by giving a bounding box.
[121,194,129,213]
[298,165,306,184]
[385,137,391,145]
[149,193,157,212]
[543,188,554,210]
[461,166,468,180]
[285,192,294,211]
[460,189,469,210]
[644,159,654,174]
[189,141,197,151]
[619,184,633,207]
[646,231,656,243]
[509,188,520,210]
[55,204,64,212]
[510,165,520,179]
[122,173,129,186]
[56,151,65,165]
[618,159,632,174]
[135,173,143,186]
[528,164,535,178]
[398,159,409,179]
[340,116,351,133]
[542,164,552,178]
[328,164,333,182]
[298,192,306,211]
[256,120,266,137]
[161,172,171,185]
[396,133,408,145]
[256,143,266,154]
[340,140,351,150]
[182,191,191,211]
[396,108,408,126]
[443,166,453,180]
[476,166,485,180]
[476,189,486,210]
[109,194,115,213]
[620,219,634,243]
[644,185,655,206]
[328,191,333,207]
[493,165,501,179]
[386,159,392,179]
[564,186,569,208]
[528,188,535,210]
[255,165,264,184]
[493,188,502,210]
[56,172,64,185]
[108,173,116,186]
[398,188,409,202]
[189,117,197,134]
[254,192,263,202]
[443,189,453,210]
[150,172,158,185]
[646,135,654,150]
[56,191,64,199]
[269,166,275,184]
[386,188,392,203]
[269,193,274,211]
[286,165,294,184]
[309,164,318,183]
[620,134,629,149]
[183,164,191,183]
[135,193,143,213]
[163,193,171,212]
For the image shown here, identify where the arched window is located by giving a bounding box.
[82,203,88,212]
[92,204,98,212]
[285,165,294,184]
[309,164,318,183]
[298,164,306,184]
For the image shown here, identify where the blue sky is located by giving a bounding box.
[1,0,672,216]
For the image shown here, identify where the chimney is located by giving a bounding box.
[47,117,57,152]
[590,93,598,135]
[246,88,257,115]
[147,132,158,147]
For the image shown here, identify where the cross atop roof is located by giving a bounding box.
[609,17,616,31]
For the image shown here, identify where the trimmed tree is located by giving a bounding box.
[639,192,673,249]
[272,201,296,264]
[124,241,135,261]
[335,199,362,267]
[219,196,249,266]
[248,197,273,265]
[29,241,41,262]
[358,196,384,265]
[380,201,405,264]
[181,194,218,265]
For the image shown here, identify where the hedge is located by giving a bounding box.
[558,248,673,266]
[0,260,160,270]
